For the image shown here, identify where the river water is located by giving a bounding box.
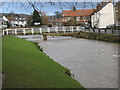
[17,35,119,88]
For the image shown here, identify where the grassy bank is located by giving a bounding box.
[48,32,120,43]
[2,36,84,88]
[72,32,120,43]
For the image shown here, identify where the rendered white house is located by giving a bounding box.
[0,16,8,28]
[91,2,115,28]
[2,16,27,27]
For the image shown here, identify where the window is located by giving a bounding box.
[83,16,86,21]
[64,17,71,21]
[65,18,68,21]
[80,16,83,21]
[67,17,71,20]
[76,17,80,21]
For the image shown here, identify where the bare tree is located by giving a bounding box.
[41,11,49,25]
[2,0,117,28]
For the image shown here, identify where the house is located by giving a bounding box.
[91,1,115,29]
[3,16,28,27]
[48,16,62,26]
[0,17,8,29]
[114,1,120,27]
[62,8,95,26]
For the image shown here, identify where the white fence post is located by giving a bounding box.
[71,26,73,32]
[47,27,50,33]
[76,26,78,31]
[2,30,5,35]
[80,26,81,31]
[31,28,34,34]
[82,27,84,32]
[39,28,42,34]
[23,29,26,35]
[6,30,9,35]
[78,26,79,32]
[69,26,72,32]
[62,27,65,33]
[15,29,17,35]
[55,27,58,33]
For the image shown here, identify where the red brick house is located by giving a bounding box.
[62,9,95,26]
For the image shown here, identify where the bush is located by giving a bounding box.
[64,19,76,26]
[47,24,52,27]
[65,69,74,77]
[33,42,43,52]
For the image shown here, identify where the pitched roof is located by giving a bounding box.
[62,9,95,17]
[6,17,16,21]
[92,2,114,15]
[6,17,27,21]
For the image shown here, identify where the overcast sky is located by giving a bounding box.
[1,2,99,15]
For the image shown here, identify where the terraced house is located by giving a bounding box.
[62,7,95,26]
[3,16,28,27]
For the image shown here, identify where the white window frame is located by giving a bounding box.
[76,17,80,21]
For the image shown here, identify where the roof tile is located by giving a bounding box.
[62,9,95,17]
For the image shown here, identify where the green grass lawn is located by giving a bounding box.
[2,36,84,88]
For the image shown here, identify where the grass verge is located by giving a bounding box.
[2,36,84,88]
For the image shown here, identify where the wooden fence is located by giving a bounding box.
[2,26,120,35]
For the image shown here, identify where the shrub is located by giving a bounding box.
[33,42,43,52]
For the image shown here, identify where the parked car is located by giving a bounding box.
[83,25,91,29]
[34,22,41,26]
[85,26,91,29]
[106,24,115,29]
[41,25,47,28]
